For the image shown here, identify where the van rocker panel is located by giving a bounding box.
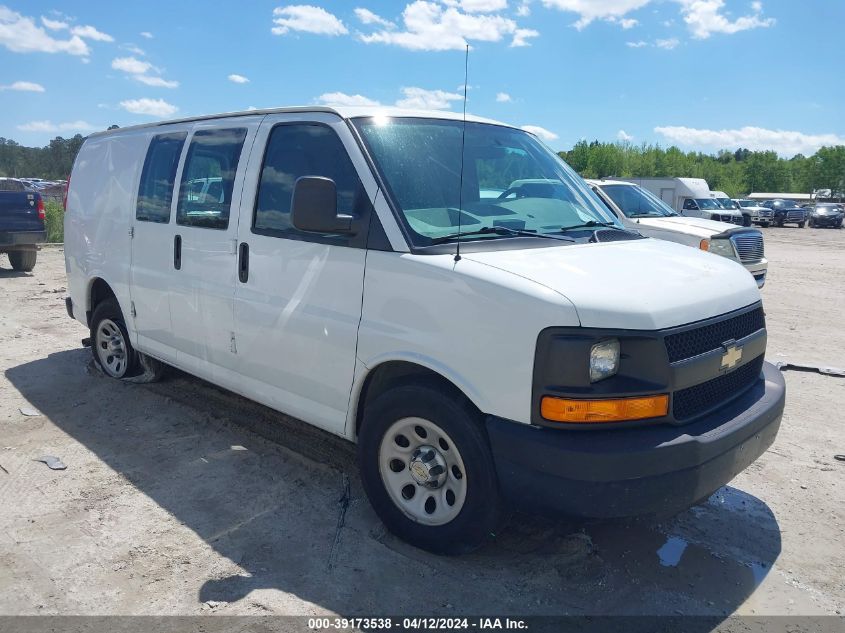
[486,361,785,518]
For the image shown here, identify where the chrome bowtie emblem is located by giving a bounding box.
[720,341,743,370]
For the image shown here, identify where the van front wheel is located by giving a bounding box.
[358,383,503,554]
[90,298,138,379]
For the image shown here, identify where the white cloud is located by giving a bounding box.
[541,0,651,29]
[316,91,382,106]
[617,129,634,141]
[654,125,845,157]
[135,75,179,88]
[511,27,539,46]
[396,87,463,109]
[360,1,536,51]
[122,44,146,56]
[17,120,97,133]
[1,81,45,92]
[543,0,775,38]
[272,5,348,36]
[626,40,648,47]
[496,92,512,102]
[354,8,395,28]
[120,98,178,117]
[228,74,250,84]
[521,125,558,141]
[140,31,153,39]
[70,25,113,42]
[655,37,679,49]
[112,56,177,88]
[112,56,153,74]
[516,2,531,16]
[443,0,509,12]
[40,16,68,30]
[678,0,774,39]
[0,7,90,56]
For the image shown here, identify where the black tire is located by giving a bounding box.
[358,381,503,554]
[90,298,139,379]
[760,222,770,228]
[743,216,752,227]
[798,221,806,228]
[8,250,36,272]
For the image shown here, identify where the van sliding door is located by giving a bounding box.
[167,118,261,372]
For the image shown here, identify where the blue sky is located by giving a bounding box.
[2,1,843,156]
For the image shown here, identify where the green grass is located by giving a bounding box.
[44,200,64,243]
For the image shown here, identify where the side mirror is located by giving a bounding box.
[290,176,355,234]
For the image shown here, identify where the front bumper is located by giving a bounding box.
[487,362,785,519]
[743,258,768,288]
[812,216,842,227]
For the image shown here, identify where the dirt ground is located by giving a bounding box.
[0,228,843,620]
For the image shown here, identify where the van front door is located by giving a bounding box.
[233,114,372,435]
[168,119,260,372]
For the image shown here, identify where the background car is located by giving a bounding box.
[808,203,844,228]
[761,199,807,228]
[735,199,774,227]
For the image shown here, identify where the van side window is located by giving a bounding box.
[136,132,187,223]
[253,123,362,243]
[176,128,247,230]
[683,199,698,210]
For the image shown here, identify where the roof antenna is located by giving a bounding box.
[454,43,469,263]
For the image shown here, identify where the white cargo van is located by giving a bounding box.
[589,180,768,287]
[65,107,785,554]
[619,177,744,225]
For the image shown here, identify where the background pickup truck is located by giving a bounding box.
[0,178,46,272]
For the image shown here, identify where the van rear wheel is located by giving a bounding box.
[90,298,138,379]
[358,382,503,554]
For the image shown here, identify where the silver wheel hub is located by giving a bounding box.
[378,417,468,526]
[409,445,447,488]
[95,318,128,378]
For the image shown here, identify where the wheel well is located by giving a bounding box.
[355,361,473,437]
[87,278,116,326]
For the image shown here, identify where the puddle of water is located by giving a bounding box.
[656,536,688,567]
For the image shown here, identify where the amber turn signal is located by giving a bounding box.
[540,394,669,423]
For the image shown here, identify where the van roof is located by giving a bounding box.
[87,106,513,139]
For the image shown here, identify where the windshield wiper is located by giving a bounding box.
[555,220,628,232]
[430,225,575,245]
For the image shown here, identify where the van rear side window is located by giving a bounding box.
[136,132,187,223]
[176,128,247,230]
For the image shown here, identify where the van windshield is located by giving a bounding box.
[600,183,677,218]
[716,197,737,209]
[353,117,619,246]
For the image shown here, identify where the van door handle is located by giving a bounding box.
[174,235,182,270]
[238,242,249,283]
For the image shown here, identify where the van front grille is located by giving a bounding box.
[664,307,766,363]
[673,355,764,421]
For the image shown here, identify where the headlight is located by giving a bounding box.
[708,238,737,260]
[590,339,620,383]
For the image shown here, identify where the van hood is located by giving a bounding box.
[464,238,760,330]
[633,215,738,238]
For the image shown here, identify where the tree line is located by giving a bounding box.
[2,133,844,200]
[0,135,87,180]
[559,141,845,198]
